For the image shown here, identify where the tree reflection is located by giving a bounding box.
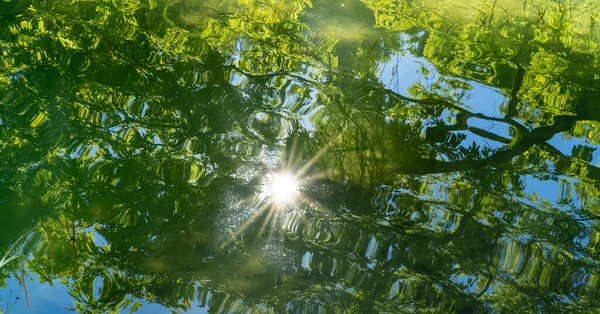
[1,0,600,313]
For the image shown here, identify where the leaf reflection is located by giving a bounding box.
[1,0,600,313]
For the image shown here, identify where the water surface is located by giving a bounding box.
[1,0,600,313]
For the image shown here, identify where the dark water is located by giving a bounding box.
[1,0,600,313]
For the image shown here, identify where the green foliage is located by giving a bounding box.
[1,0,600,313]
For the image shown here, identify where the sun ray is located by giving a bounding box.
[285,136,299,170]
[297,194,334,217]
[219,200,271,249]
[296,171,330,185]
[257,205,278,239]
[296,129,345,178]
[266,210,280,242]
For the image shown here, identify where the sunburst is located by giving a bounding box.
[219,132,345,249]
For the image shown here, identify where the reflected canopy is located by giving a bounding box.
[1,0,600,313]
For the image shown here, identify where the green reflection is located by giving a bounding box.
[1,0,600,313]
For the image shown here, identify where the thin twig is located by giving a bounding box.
[71,219,77,257]
[43,224,55,275]
[43,225,55,262]
[20,264,32,311]
[62,218,77,256]
[6,291,20,313]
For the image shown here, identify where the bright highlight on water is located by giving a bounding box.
[268,173,299,205]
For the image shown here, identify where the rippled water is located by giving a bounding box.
[1,0,600,313]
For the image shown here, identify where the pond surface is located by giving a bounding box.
[2,0,600,313]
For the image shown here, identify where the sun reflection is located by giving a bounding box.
[267,173,298,205]
[221,135,342,249]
